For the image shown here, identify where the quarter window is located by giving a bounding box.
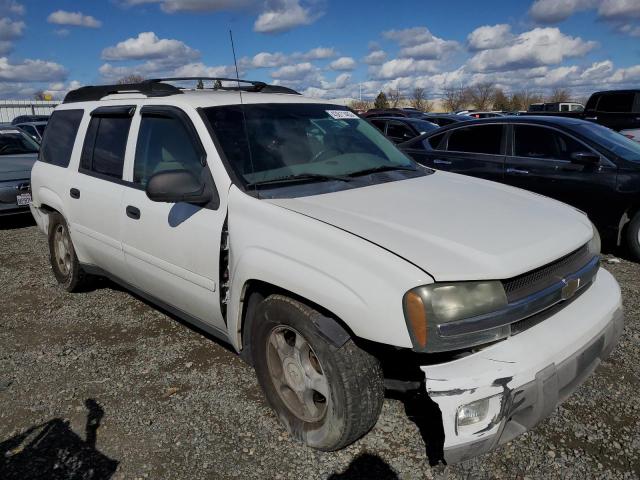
[386,121,415,142]
[447,125,503,155]
[514,125,585,161]
[39,109,83,167]
[597,93,634,113]
[81,115,132,179]
[133,115,204,186]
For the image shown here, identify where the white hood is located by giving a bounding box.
[267,172,593,281]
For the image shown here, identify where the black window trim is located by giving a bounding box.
[443,122,508,156]
[78,106,135,183]
[507,122,615,167]
[37,108,84,168]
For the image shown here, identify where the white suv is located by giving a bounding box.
[30,78,623,465]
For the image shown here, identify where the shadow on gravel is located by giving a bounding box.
[0,214,35,230]
[328,453,399,479]
[0,399,118,480]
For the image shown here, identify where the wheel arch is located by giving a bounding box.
[237,279,354,365]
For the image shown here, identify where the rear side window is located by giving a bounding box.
[39,109,83,167]
[514,125,585,161]
[447,125,503,155]
[80,115,132,179]
[428,132,446,149]
[597,93,635,113]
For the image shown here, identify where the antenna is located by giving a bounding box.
[229,29,257,194]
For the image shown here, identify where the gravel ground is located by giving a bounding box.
[1,215,639,480]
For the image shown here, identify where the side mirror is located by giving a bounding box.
[570,151,600,165]
[146,169,212,204]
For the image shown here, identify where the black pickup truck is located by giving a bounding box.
[525,90,640,142]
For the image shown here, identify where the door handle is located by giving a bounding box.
[506,168,530,175]
[433,159,452,165]
[126,205,141,220]
[70,188,80,199]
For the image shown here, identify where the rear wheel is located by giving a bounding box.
[48,213,87,292]
[626,211,640,261]
[251,294,384,451]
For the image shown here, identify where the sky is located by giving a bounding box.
[0,0,639,101]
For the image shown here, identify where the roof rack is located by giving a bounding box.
[63,77,300,103]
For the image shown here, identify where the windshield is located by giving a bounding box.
[572,123,640,163]
[204,103,415,185]
[0,130,39,155]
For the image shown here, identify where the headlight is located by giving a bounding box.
[403,281,509,352]
[588,224,601,257]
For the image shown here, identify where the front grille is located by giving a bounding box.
[502,244,592,303]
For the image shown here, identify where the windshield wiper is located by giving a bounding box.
[246,172,351,188]
[347,165,417,177]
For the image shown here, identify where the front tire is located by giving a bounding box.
[251,294,384,451]
[626,211,640,261]
[48,213,87,292]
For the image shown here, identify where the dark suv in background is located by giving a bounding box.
[400,116,640,259]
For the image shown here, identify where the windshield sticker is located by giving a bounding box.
[326,110,359,120]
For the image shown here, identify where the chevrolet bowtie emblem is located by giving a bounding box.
[561,278,580,300]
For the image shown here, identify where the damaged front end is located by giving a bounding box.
[420,268,623,464]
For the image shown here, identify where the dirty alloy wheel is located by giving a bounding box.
[48,212,87,292]
[626,211,640,261]
[251,294,384,451]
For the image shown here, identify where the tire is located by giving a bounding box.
[251,294,384,451]
[626,211,640,261]
[48,213,87,292]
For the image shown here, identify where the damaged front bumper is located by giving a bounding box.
[422,268,624,464]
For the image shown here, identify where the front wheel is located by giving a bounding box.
[626,211,640,261]
[251,294,384,451]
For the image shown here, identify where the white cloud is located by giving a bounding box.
[467,24,514,51]
[53,28,70,37]
[47,10,102,28]
[372,58,439,79]
[618,23,640,36]
[0,0,24,15]
[363,50,386,65]
[254,0,321,34]
[301,47,335,60]
[102,32,199,64]
[44,80,82,100]
[120,0,257,11]
[0,18,24,40]
[172,62,237,78]
[270,62,317,80]
[329,56,356,71]
[529,0,596,23]
[466,27,596,72]
[243,46,335,68]
[383,26,458,59]
[598,0,640,19]
[0,57,67,82]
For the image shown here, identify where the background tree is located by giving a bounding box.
[410,87,433,112]
[386,88,403,108]
[116,74,145,84]
[442,84,469,112]
[468,82,496,110]
[510,89,543,111]
[374,91,389,109]
[493,88,511,111]
[348,99,372,112]
[547,87,572,103]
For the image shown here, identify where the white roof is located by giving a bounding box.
[58,88,339,111]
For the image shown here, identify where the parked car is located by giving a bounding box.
[399,116,640,259]
[524,90,640,142]
[369,116,439,143]
[361,108,417,118]
[0,126,38,215]
[528,102,584,112]
[421,113,465,127]
[16,121,47,143]
[461,111,505,119]
[30,78,622,465]
[11,114,50,125]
